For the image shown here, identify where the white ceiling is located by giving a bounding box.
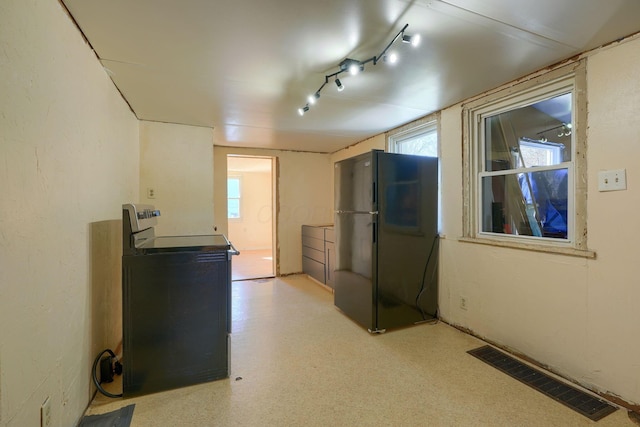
[61,0,640,153]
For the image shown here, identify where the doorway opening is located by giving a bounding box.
[226,155,276,281]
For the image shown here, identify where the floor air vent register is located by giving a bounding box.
[467,345,617,421]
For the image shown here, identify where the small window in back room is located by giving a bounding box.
[227,177,241,219]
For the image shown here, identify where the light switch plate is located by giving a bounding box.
[598,169,627,192]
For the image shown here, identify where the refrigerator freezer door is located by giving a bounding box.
[334,151,376,213]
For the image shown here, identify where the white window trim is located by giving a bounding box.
[475,78,575,244]
[386,113,439,155]
[461,60,594,258]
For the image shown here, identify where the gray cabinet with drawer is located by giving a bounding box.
[324,228,335,288]
[302,225,335,288]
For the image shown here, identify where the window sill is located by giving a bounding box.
[457,236,596,259]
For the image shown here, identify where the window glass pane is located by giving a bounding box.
[481,168,568,239]
[227,178,240,198]
[484,93,572,172]
[518,139,564,167]
[228,199,240,218]
[228,177,241,218]
[397,129,437,157]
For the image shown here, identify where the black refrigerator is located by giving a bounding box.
[334,150,438,333]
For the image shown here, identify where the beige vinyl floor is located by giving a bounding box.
[232,249,274,281]
[84,275,637,426]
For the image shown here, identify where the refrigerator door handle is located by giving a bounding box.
[335,210,378,215]
[372,181,376,204]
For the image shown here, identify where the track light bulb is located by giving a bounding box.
[349,62,363,75]
[335,78,344,92]
[402,33,421,47]
[386,52,398,64]
[298,105,309,116]
[308,92,320,105]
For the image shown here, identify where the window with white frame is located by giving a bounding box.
[387,116,441,231]
[463,61,590,255]
[227,176,241,219]
[388,120,438,157]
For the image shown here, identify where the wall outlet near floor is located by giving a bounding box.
[41,396,52,427]
[147,187,156,199]
[460,296,468,310]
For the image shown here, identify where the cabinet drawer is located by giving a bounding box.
[325,241,335,288]
[302,225,325,240]
[324,227,334,243]
[302,246,324,263]
[302,235,324,251]
[303,256,325,284]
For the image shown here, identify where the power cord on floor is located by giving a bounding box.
[416,234,439,322]
[92,349,123,398]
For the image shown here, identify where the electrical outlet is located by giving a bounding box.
[100,355,114,383]
[460,296,468,311]
[147,187,156,199]
[41,396,52,427]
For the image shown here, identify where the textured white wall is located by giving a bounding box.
[214,147,332,275]
[438,36,640,405]
[227,170,273,251]
[0,1,139,426]
[139,121,215,236]
[581,36,640,403]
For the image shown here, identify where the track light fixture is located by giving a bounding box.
[537,122,573,139]
[402,33,421,47]
[297,23,419,116]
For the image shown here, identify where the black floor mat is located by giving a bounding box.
[468,345,617,421]
[78,404,135,427]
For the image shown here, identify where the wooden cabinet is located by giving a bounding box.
[302,225,335,288]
